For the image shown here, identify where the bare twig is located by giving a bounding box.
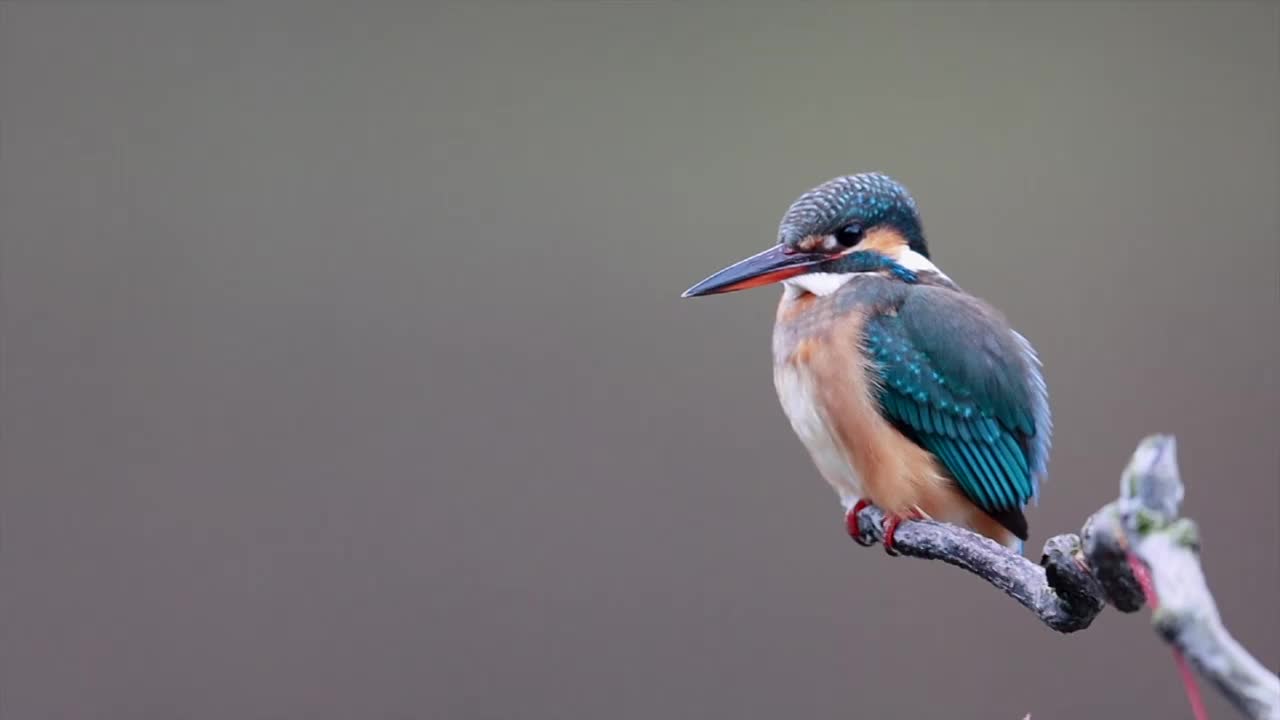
[1113,436,1280,720]
[847,435,1280,719]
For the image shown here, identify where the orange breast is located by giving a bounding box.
[773,284,1005,541]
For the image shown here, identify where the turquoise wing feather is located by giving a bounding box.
[865,285,1051,535]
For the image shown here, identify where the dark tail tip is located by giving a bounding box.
[989,507,1029,542]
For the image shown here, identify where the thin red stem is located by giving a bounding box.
[1127,552,1208,720]
[1173,648,1210,720]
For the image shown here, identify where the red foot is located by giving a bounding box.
[882,509,925,556]
[845,499,874,546]
[883,514,905,553]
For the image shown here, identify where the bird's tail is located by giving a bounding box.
[970,510,1026,555]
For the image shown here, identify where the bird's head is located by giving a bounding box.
[682,173,929,298]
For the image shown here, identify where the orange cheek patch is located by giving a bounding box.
[794,234,834,253]
[854,228,909,256]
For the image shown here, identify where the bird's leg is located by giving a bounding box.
[882,507,927,556]
[845,499,876,546]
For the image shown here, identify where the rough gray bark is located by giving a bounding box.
[1112,437,1280,720]
[847,435,1279,719]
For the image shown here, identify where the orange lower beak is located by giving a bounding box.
[681,245,827,298]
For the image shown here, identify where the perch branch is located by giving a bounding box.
[847,434,1279,719]
[848,506,1113,633]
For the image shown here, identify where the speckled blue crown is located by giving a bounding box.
[778,173,928,257]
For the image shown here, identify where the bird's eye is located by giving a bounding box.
[833,224,864,247]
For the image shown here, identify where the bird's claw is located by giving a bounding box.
[847,501,925,553]
[881,509,925,556]
[845,499,876,546]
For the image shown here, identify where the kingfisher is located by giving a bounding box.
[682,173,1051,552]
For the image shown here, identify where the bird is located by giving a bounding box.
[682,173,1051,553]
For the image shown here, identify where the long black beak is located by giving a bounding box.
[681,244,827,298]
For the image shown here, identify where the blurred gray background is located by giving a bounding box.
[2,2,1277,719]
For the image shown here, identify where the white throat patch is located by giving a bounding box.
[782,273,854,298]
[895,248,946,277]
